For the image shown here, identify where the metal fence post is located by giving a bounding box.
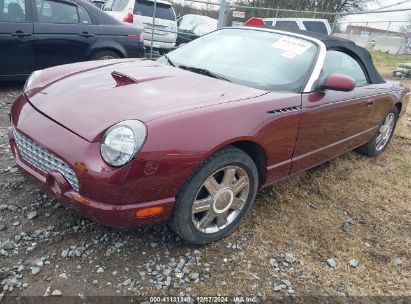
[331,12,339,35]
[365,22,373,50]
[218,0,228,29]
[384,21,391,36]
[150,0,157,59]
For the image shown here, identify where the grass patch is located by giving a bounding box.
[395,158,411,176]
[395,148,405,157]
[371,51,410,76]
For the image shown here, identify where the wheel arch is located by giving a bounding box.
[205,138,268,187]
[88,45,126,59]
[230,140,268,186]
[395,102,402,115]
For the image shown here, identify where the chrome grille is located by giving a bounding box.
[13,128,79,192]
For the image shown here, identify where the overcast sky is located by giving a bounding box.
[367,0,411,10]
[342,0,411,32]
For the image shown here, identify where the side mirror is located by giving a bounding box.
[318,74,356,92]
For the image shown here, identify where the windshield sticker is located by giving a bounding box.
[272,37,312,56]
[281,51,297,59]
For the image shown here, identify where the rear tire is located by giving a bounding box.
[91,50,120,60]
[356,106,399,157]
[170,146,258,245]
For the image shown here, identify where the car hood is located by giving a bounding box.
[27,60,266,142]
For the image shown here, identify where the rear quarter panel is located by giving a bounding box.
[91,25,143,58]
[372,82,410,123]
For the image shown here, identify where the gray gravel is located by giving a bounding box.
[327,258,337,269]
[349,259,360,268]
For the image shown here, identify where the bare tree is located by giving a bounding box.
[234,0,368,13]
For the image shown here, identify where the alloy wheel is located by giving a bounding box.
[191,166,250,234]
[99,55,115,60]
[376,113,395,151]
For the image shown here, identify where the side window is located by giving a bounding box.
[35,0,79,24]
[78,5,91,24]
[274,21,300,30]
[0,0,26,22]
[321,50,369,86]
[303,21,328,34]
[264,20,273,26]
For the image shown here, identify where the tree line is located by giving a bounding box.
[232,0,368,13]
[170,0,368,23]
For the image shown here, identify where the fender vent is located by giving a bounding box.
[268,106,301,115]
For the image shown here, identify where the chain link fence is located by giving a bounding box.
[97,0,411,58]
[332,9,411,55]
[226,4,411,56]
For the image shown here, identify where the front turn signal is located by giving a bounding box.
[135,207,164,218]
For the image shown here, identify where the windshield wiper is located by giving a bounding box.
[178,65,231,82]
[163,54,175,67]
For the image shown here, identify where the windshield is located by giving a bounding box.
[159,29,318,92]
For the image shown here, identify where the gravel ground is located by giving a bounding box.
[0,80,410,303]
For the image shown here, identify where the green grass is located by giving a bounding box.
[370,51,409,76]
[395,148,405,157]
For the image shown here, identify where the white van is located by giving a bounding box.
[103,0,177,54]
[263,18,331,35]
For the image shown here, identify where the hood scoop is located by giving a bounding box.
[111,71,172,87]
[111,71,138,87]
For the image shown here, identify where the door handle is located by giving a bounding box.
[11,31,32,38]
[78,32,95,38]
[367,100,374,107]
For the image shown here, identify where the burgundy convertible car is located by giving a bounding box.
[8,27,410,244]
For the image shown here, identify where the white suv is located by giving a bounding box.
[103,0,177,54]
[263,18,331,35]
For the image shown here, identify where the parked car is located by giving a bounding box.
[262,18,331,35]
[176,14,217,46]
[103,0,177,55]
[0,0,144,80]
[9,27,410,244]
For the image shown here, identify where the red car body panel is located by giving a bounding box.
[9,53,410,228]
[27,60,267,142]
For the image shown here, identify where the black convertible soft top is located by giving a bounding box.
[266,27,386,84]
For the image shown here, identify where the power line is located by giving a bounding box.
[369,0,410,12]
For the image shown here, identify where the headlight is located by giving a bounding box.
[101,120,147,167]
[24,70,43,92]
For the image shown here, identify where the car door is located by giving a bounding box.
[33,0,96,70]
[291,49,382,174]
[0,0,34,77]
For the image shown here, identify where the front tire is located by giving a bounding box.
[170,146,258,245]
[357,106,399,157]
[91,50,120,60]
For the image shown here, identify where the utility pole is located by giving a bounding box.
[218,0,229,29]
[150,0,157,59]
